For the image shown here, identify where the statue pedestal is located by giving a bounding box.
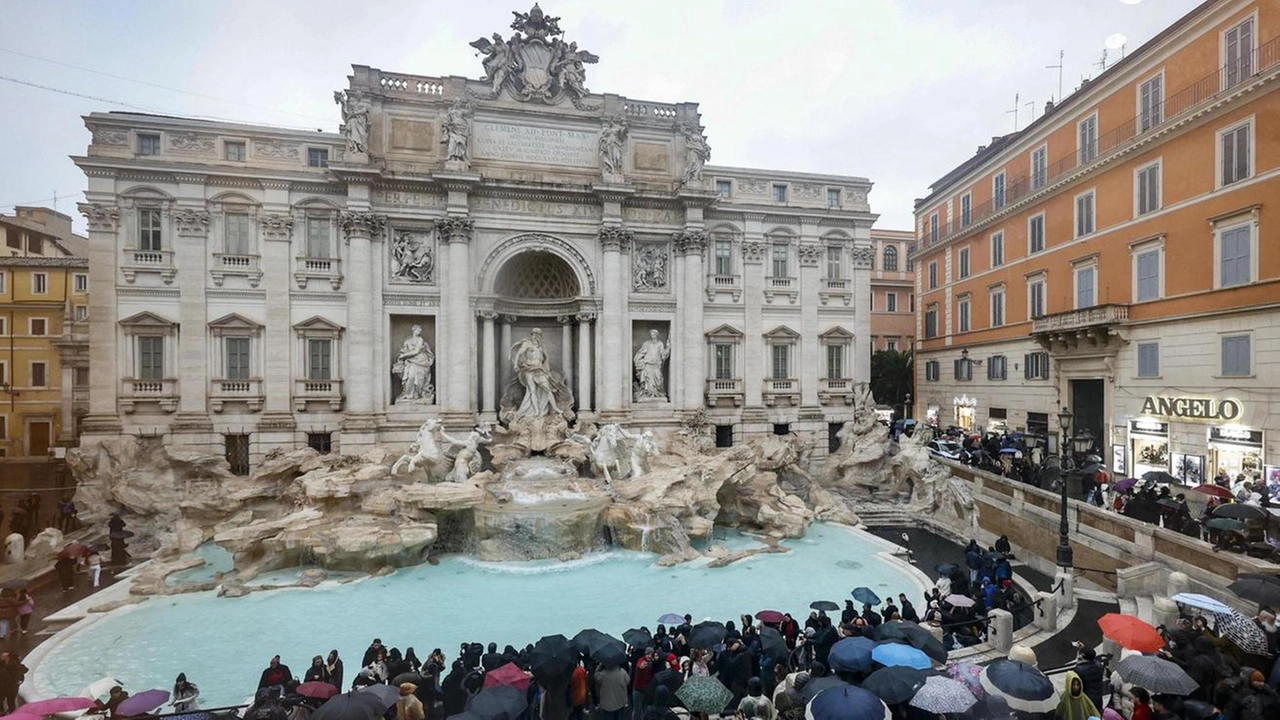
[444,160,471,173]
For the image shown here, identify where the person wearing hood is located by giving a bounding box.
[362,639,385,668]
[736,678,776,720]
[1056,671,1100,720]
[404,648,422,674]
[258,655,293,690]
[304,656,328,683]
[1073,648,1106,711]
[325,650,344,690]
[386,648,412,681]
[442,660,468,718]
[840,601,857,625]
[397,683,426,720]
[481,642,504,672]
[171,673,200,713]
[1226,670,1280,720]
[772,672,807,715]
[861,604,882,627]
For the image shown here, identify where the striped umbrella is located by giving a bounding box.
[1213,609,1272,656]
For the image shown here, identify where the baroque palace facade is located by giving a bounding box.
[75,6,876,470]
[913,0,1278,483]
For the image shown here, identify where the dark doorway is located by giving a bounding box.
[1069,378,1105,455]
[715,425,734,448]
[828,422,844,454]
[773,423,790,436]
[225,433,251,476]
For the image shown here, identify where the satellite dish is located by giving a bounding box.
[1105,33,1128,50]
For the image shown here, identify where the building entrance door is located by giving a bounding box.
[27,420,51,456]
[1070,378,1105,456]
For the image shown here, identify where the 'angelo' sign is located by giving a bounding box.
[1140,396,1243,422]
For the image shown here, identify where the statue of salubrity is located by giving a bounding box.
[393,325,435,404]
[633,329,671,402]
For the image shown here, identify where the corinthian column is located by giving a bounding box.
[340,211,385,417]
[78,203,123,435]
[480,311,498,417]
[576,311,595,414]
[437,216,475,416]
[599,225,632,417]
[678,230,708,411]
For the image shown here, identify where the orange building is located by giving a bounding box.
[869,228,916,354]
[912,0,1278,484]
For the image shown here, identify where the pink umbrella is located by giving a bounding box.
[1,713,44,720]
[116,689,170,717]
[17,698,96,715]
[483,662,531,692]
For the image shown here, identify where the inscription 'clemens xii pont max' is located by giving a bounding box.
[472,121,597,168]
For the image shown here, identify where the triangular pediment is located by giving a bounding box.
[819,326,854,340]
[208,313,263,330]
[293,315,344,333]
[118,311,177,328]
[705,324,744,341]
[763,324,800,340]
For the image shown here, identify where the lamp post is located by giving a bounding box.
[1055,406,1074,569]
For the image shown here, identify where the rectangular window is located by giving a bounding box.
[1028,279,1046,319]
[1221,334,1251,376]
[1224,17,1255,89]
[0,317,6,335]
[1135,249,1161,301]
[1031,145,1047,189]
[1075,191,1095,237]
[887,340,897,352]
[75,305,88,321]
[137,133,161,156]
[772,184,787,203]
[1028,214,1045,254]
[716,180,732,199]
[0,361,7,385]
[987,355,1007,381]
[886,293,897,312]
[138,336,164,379]
[714,239,733,277]
[29,318,46,336]
[925,360,940,382]
[825,247,840,279]
[30,362,47,388]
[993,172,1006,210]
[1075,265,1096,309]
[928,262,937,289]
[958,298,971,332]
[307,432,333,454]
[4,234,16,250]
[224,213,252,255]
[0,272,6,293]
[990,232,1004,267]
[869,292,874,312]
[307,148,329,168]
[1219,224,1252,288]
[929,214,939,243]
[1137,342,1160,378]
[771,344,790,379]
[925,307,938,339]
[960,194,972,227]
[990,289,1005,327]
[958,247,970,278]
[826,344,844,379]
[827,188,841,207]
[1024,351,1050,380]
[306,217,331,259]
[714,344,733,380]
[1139,74,1164,131]
[31,273,47,295]
[1136,163,1161,215]
[74,273,88,292]
[139,209,163,251]
[27,235,43,255]
[225,141,247,162]
[1078,114,1098,164]
[769,244,789,278]
[954,358,973,381]
[225,337,251,380]
[909,294,915,312]
[1221,123,1251,186]
[0,416,7,441]
[307,339,332,380]
[74,366,89,386]
[883,246,898,271]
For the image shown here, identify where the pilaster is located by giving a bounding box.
[599,225,631,417]
[676,229,707,411]
[260,209,296,433]
[438,215,475,418]
[340,210,386,425]
[798,220,822,408]
[78,202,123,435]
[852,243,874,384]
[172,206,214,438]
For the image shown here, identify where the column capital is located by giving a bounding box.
[798,243,823,267]
[673,229,708,256]
[742,240,767,264]
[501,314,518,325]
[575,311,597,322]
[259,212,295,242]
[78,202,120,232]
[172,208,211,237]
[436,215,474,244]
[598,225,633,252]
[852,244,874,269]
[340,211,386,241]
[477,310,499,321]
[557,315,575,325]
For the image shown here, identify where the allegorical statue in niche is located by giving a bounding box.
[441,98,472,163]
[598,117,627,177]
[510,328,566,418]
[333,90,369,154]
[681,125,711,184]
[393,325,435,403]
[633,329,671,402]
[391,230,434,283]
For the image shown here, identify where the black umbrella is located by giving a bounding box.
[1181,700,1221,720]
[688,621,728,650]
[527,635,578,684]
[758,626,789,662]
[313,692,388,720]
[1158,499,1185,511]
[852,587,882,606]
[876,622,948,664]
[653,668,684,695]
[935,563,958,576]
[811,600,840,612]
[468,685,528,720]
[862,666,929,705]
[392,672,424,686]
[591,643,627,668]
[572,629,625,658]
[622,627,653,648]
[1214,503,1267,520]
[1143,471,1178,485]
[800,675,853,703]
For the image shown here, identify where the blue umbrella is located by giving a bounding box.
[657,613,685,625]
[852,587,882,606]
[827,636,877,673]
[806,685,889,720]
[871,642,932,670]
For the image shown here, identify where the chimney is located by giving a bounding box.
[1045,98,1056,113]
[977,145,987,153]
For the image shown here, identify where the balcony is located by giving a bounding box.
[211,253,263,288]
[119,377,178,414]
[295,256,344,290]
[1032,304,1129,353]
[294,377,344,412]
[763,378,800,407]
[705,377,743,406]
[705,274,741,302]
[764,276,798,305]
[820,277,853,307]
[210,377,265,413]
[819,377,858,405]
[121,248,175,284]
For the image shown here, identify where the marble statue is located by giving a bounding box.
[571,423,658,484]
[393,325,435,404]
[510,328,564,418]
[3,533,22,564]
[391,230,434,283]
[681,125,711,184]
[633,329,671,401]
[633,244,668,291]
[392,419,449,475]
[468,4,598,104]
[441,99,472,163]
[438,424,493,483]
[627,429,659,479]
[333,90,369,154]
[471,33,518,95]
[598,118,627,176]
[552,41,596,100]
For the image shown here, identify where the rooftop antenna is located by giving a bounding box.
[1095,48,1109,74]
[1045,49,1064,101]
[1026,99,1037,122]
[1006,92,1021,131]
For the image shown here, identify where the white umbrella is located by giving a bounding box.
[944,593,976,608]
[909,676,978,714]
[1171,592,1233,615]
[78,677,123,702]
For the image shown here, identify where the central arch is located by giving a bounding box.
[494,250,581,299]
[479,233,597,297]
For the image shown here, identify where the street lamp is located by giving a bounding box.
[1054,406,1074,569]
[1057,406,1074,465]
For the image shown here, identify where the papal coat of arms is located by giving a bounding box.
[469,4,599,106]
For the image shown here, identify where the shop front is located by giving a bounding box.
[1128,418,1170,478]
[987,407,1008,434]
[953,395,976,432]
[1208,426,1265,483]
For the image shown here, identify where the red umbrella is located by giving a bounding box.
[297,682,340,700]
[58,542,91,560]
[1099,613,1165,652]
[755,610,785,624]
[484,662,531,692]
[1193,484,1235,499]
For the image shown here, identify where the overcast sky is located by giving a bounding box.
[0,0,1202,232]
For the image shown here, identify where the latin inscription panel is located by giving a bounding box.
[472,121,597,168]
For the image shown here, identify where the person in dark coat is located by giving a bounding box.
[964,542,981,585]
[362,639,385,669]
[840,601,857,625]
[325,650,344,690]
[481,643,504,672]
[860,604,882,627]
[0,651,27,714]
[898,594,919,622]
[1073,648,1106,711]
[258,655,293,689]
[441,660,467,718]
[304,656,327,683]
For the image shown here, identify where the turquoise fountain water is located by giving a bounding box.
[34,523,924,706]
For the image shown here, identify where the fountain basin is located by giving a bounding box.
[475,457,609,561]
